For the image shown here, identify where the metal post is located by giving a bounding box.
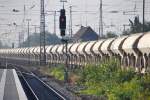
[85,1,87,26]
[60,0,67,9]
[5,56,7,69]
[27,20,30,48]
[26,19,31,65]
[143,0,145,32]
[40,0,46,65]
[65,40,68,82]
[54,11,56,34]
[99,0,103,38]
[123,24,126,32]
[62,39,68,83]
[69,6,73,38]
[34,25,37,33]
[22,5,26,43]
[18,32,21,48]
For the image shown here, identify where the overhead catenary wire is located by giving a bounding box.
[0,0,150,40]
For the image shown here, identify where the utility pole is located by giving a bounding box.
[13,23,21,48]
[143,0,145,32]
[26,19,31,47]
[23,5,26,25]
[12,43,14,48]
[99,0,103,38]
[32,25,38,33]
[134,1,137,16]
[18,32,21,47]
[60,0,67,9]
[34,25,37,33]
[123,24,130,32]
[40,0,46,65]
[22,5,26,42]
[69,6,73,38]
[26,19,31,65]
[54,11,56,34]
[123,24,126,32]
[85,1,87,27]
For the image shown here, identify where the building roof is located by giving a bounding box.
[73,26,99,42]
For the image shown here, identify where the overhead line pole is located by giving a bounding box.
[143,0,145,32]
[54,11,56,35]
[19,32,21,47]
[21,5,26,43]
[40,0,46,65]
[99,0,103,38]
[26,19,31,48]
[123,24,130,32]
[69,6,73,38]
[85,1,88,27]
[34,25,37,33]
[26,19,31,65]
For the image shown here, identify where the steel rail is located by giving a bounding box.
[8,63,68,100]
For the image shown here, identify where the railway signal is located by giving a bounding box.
[59,9,66,36]
[59,0,69,83]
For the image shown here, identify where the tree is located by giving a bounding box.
[123,16,150,35]
[0,40,10,49]
[122,29,130,36]
[20,31,61,47]
[144,22,150,32]
[129,16,142,33]
[105,31,118,38]
[0,41,3,48]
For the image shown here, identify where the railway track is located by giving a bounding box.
[7,64,67,100]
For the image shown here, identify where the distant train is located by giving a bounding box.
[0,32,150,73]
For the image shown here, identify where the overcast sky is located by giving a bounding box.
[0,0,149,46]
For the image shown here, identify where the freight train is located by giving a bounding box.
[0,32,150,73]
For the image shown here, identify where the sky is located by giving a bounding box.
[0,0,149,46]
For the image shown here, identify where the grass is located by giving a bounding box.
[49,65,64,81]
[76,59,150,100]
[47,59,150,100]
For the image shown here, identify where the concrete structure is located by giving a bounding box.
[0,69,27,100]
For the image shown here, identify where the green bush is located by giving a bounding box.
[50,66,64,81]
[77,58,150,100]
